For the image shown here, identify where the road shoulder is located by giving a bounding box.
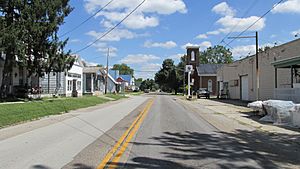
[62,98,151,169]
[0,97,130,141]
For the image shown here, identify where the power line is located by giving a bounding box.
[74,0,146,54]
[223,0,284,48]
[60,0,115,38]
[218,0,258,46]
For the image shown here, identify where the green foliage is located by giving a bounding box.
[112,63,134,76]
[199,45,233,64]
[0,0,74,96]
[140,79,156,91]
[0,96,110,128]
[155,59,180,94]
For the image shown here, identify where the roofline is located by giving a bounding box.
[232,37,300,63]
[186,46,200,49]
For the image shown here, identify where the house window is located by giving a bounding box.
[191,51,195,61]
[67,80,73,91]
[77,81,81,91]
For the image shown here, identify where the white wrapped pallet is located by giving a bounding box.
[260,100,294,125]
[247,101,265,115]
[289,104,300,127]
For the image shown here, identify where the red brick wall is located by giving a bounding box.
[199,76,217,95]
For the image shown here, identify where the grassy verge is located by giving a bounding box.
[105,94,128,100]
[0,96,110,128]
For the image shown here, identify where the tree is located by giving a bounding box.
[0,0,74,97]
[199,45,233,64]
[112,63,134,75]
[155,59,180,94]
[139,79,156,91]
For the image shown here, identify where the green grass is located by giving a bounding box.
[0,96,110,128]
[105,94,128,100]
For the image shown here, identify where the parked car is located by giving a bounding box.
[144,89,150,93]
[197,88,210,99]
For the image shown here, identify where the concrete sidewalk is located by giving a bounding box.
[179,98,300,135]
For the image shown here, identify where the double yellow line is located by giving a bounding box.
[97,99,154,169]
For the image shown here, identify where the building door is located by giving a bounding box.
[241,75,249,100]
[72,79,77,91]
[208,79,212,93]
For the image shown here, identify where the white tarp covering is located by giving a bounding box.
[289,104,300,127]
[248,100,297,126]
[247,101,264,115]
[261,100,294,125]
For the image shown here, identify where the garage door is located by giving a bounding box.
[241,76,249,101]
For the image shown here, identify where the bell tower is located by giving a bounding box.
[186,46,200,91]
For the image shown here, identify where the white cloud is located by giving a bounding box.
[144,40,177,49]
[204,2,266,37]
[181,41,212,51]
[216,16,265,33]
[212,2,236,16]
[81,58,99,66]
[69,39,80,43]
[86,29,137,42]
[207,30,220,35]
[135,63,161,79]
[92,42,118,57]
[168,53,184,60]
[272,0,300,14]
[98,11,159,29]
[232,43,275,60]
[196,34,208,39]
[120,54,160,64]
[232,45,256,60]
[291,28,300,36]
[84,0,187,29]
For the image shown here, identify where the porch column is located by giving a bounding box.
[291,66,294,88]
[275,68,277,88]
[91,73,94,92]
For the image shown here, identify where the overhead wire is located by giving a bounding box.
[74,0,147,54]
[59,0,115,38]
[223,0,284,48]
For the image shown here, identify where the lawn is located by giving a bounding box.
[105,94,128,100]
[0,96,110,128]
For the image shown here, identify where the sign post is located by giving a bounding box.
[185,65,193,99]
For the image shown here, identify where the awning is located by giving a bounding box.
[271,56,300,68]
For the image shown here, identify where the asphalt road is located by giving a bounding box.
[0,96,148,169]
[1,95,299,169]
[110,95,283,169]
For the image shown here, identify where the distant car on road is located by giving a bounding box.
[144,89,150,93]
[197,88,210,99]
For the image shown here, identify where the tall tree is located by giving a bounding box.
[139,79,156,91]
[0,0,74,98]
[112,63,134,75]
[199,45,233,64]
[155,59,180,94]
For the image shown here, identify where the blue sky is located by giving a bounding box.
[58,0,300,79]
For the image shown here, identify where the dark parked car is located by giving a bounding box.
[197,88,210,99]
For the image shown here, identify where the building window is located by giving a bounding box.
[191,51,195,61]
[77,81,81,91]
[67,80,73,91]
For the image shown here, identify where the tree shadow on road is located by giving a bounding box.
[111,130,300,169]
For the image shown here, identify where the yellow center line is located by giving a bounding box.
[109,99,153,169]
[97,99,154,169]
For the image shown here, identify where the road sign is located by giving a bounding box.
[185,65,193,72]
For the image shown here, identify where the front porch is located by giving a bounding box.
[272,56,300,103]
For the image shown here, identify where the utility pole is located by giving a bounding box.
[255,31,259,100]
[183,56,186,96]
[228,31,259,100]
[105,48,109,94]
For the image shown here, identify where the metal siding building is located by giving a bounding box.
[217,38,300,101]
